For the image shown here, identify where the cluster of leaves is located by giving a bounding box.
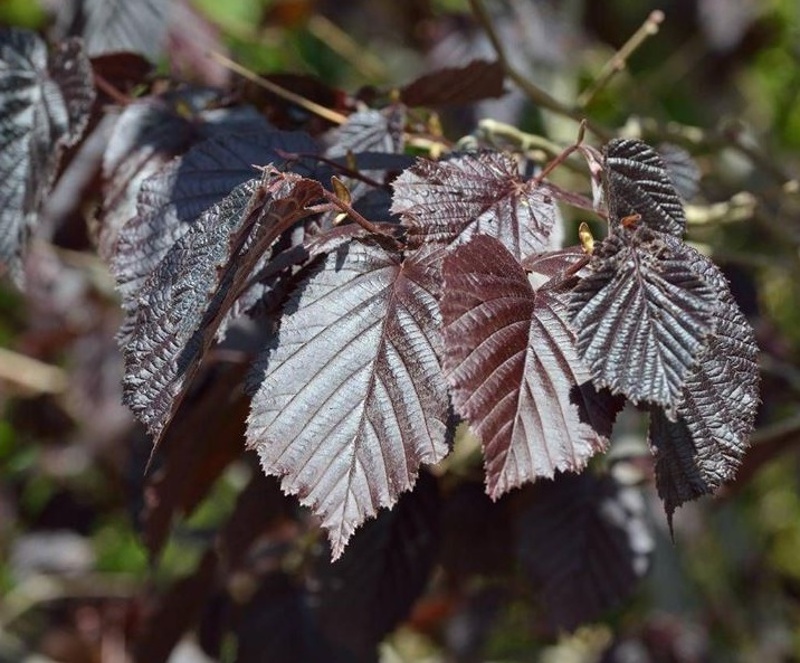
[0,16,761,658]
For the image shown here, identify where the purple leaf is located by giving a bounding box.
[0,29,94,280]
[658,142,701,201]
[123,169,322,446]
[391,152,556,259]
[112,130,318,305]
[569,227,717,415]
[316,472,440,657]
[604,138,687,237]
[246,242,450,559]
[399,59,505,107]
[441,235,616,498]
[517,472,653,632]
[649,251,760,520]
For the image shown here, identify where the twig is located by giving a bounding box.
[532,120,587,184]
[578,10,665,108]
[306,14,388,82]
[208,51,348,125]
[319,190,401,247]
[0,347,68,395]
[467,0,610,141]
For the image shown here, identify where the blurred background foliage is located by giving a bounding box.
[1,0,800,661]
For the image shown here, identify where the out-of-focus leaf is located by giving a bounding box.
[122,169,321,446]
[133,549,218,663]
[0,29,94,280]
[649,251,760,521]
[658,143,701,201]
[391,152,556,259]
[142,364,249,558]
[569,227,717,415]
[325,106,405,157]
[246,242,450,559]
[399,59,505,107]
[441,235,615,498]
[112,130,317,305]
[54,0,171,59]
[517,472,653,632]
[316,472,440,658]
[604,138,687,237]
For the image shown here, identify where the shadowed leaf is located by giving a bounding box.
[391,152,556,259]
[649,251,759,520]
[399,59,505,107]
[605,138,687,237]
[112,130,317,305]
[517,472,653,632]
[441,235,615,498]
[569,227,717,415]
[246,242,450,559]
[122,169,321,446]
[0,29,94,280]
[316,472,440,658]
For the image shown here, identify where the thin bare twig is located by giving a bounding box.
[578,10,665,108]
[208,51,348,125]
[468,0,610,140]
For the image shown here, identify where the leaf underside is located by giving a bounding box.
[390,151,555,259]
[649,250,760,519]
[604,138,687,237]
[246,241,450,559]
[0,28,94,280]
[570,227,717,414]
[123,170,321,444]
[441,235,615,498]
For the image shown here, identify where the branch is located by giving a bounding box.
[578,10,665,108]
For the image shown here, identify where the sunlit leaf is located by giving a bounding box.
[441,235,617,498]
[0,29,94,280]
[123,169,321,445]
[570,227,717,414]
[604,138,687,237]
[649,251,760,520]
[246,242,450,559]
[391,152,556,259]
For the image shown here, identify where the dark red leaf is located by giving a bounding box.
[399,59,505,107]
[441,235,616,498]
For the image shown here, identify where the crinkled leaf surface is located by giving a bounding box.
[0,29,94,279]
[649,250,759,519]
[441,235,615,498]
[517,472,653,632]
[390,152,555,259]
[316,472,440,658]
[123,170,322,444]
[399,59,505,107]
[570,227,717,414]
[113,130,318,304]
[604,138,687,237]
[325,107,405,157]
[246,242,450,559]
